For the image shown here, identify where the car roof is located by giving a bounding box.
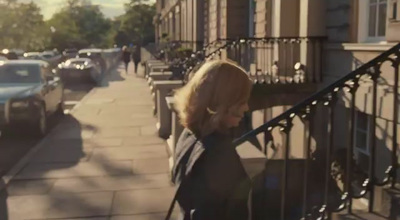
[79,48,102,53]
[0,60,48,65]
[25,52,41,55]
[66,58,92,62]
[64,49,78,52]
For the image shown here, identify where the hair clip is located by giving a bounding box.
[206,107,217,115]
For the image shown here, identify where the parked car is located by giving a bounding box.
[23,52,42,60]
[0,60,64,137]
[57,58,102,85]
[41,51,63,68]
[78,48,106,73]
[1,49,18,60]
[0,55,7,61]
[62,48,78,59]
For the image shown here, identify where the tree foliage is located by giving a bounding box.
[0,0,156,51]
[112,0,156,47]
[47,0,112,50]
[0,0,48,50]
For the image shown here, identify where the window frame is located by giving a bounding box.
[358,0,388,43]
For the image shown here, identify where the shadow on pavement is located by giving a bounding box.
[99,62,126,88]
[1,113,161,218]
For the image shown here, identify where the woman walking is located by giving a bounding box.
[169,60,253,220]
[131,45,141,74]
[121,46,131,73]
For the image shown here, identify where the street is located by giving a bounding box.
[0,83,95,178]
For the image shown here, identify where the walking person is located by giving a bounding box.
[168,60,253,220]
[131,45,141,74]
[121,45,131,74]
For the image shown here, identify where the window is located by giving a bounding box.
[355,111,370,155]
[161,0,165,9]
[368,0,387,37]
[358,0,388,42]
[249,0,256,37]
[391,2,397,20]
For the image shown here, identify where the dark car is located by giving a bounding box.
[0,60,64,137]
[57,58,102,85]
[23,52,42,60]
[1,49,18,60]
[78,48,106,73]
[62,48,78,59]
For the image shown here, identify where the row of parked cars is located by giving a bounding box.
[0,47,121,137]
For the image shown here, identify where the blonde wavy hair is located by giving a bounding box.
[173,60,252,137]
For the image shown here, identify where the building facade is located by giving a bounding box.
[154,0,400,215]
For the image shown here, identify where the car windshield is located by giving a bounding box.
[41,54,52,58]
[0,64,41,84]
[65,49,77,54]
[79,52,101,58]
[71,60,87,65]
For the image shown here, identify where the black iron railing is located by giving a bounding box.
[165,38,231,81]
[209,36,326,84]
[233,43,400,219]
[155,40,204,62]
[174,37,325,84]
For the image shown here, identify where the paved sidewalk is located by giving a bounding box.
[0,62,176,220]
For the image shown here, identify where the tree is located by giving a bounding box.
[46,0,112,50]
[0,1,47,51]
[112,0,156,46]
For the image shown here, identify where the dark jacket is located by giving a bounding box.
[131,47,141,62]
[172,129,251,220]
[122,51,131,63]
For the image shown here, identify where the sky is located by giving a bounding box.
[21,0,155,20]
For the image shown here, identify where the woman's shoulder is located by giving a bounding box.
[200,132,233,152]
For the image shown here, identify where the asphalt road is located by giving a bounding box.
[0,83,95,177]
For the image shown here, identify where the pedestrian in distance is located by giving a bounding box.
[131,45,141,74]
[168,60,253,220]
[121,45,131,73]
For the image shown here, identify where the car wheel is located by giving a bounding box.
[32,105,47,137]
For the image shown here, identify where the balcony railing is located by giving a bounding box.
[155,40,204,62]
[233,43,400,219]
[169,37,325,85]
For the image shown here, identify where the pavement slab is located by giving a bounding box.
[90,145,168,161]
[30,145,93,163]
[121,136,164,146]
[46,138,124,149]
[94,127,141,138]
[111,213,178,220]
[50,174,171,194]
[111,187,175,215]
[6,191,113,219]
[132,158,170,175]
[7,179,56,196]
[14,160,133,179]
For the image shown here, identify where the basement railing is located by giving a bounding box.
[233,43,400,219]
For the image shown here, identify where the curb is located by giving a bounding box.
[0,63,117,191]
